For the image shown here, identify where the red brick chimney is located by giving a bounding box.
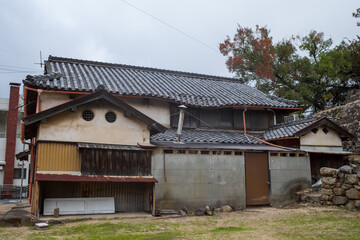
[3,83,20,185]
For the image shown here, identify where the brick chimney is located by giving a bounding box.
[3,83,20,185]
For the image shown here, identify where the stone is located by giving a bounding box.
[332,196,348,205]
[323,201,333,206]
[338,165,352,174]
[195,208,205,216]
[345,174,359,184]
[353,167,360,174]
[355,200,360,208]
[178,210,187,216]
[354,185,360,191]
[346,201,356,210]
[342,184,353,190]
[214,208,222,213]
[333,188,345,196]
[321,189,333,195]
[221,205,233,212]
[205,206,212,216]
[320,167,337,177]
[322,184,334,189]
[357,171,360,178]
[321,177,337,185]
[346,188,360,200]
[335,182,342,188]
[35,222,49,229]
[181,207,188,214]
[321,194,332,201]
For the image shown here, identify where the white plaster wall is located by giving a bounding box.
[121,98,170,127]
[39,93,170,128]
[38,101,150,145]
[300,127,342,146]
[39,93,70,112]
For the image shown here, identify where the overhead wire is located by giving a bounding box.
[119,0,219,53]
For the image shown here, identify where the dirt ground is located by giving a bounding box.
[0,204,359,240]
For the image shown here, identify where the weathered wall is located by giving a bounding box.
[269,153,311,206]
[38,101,150,145]
[39,93,170,127]
[152,149,246,210]
[120,98,170,127]
[300,127,342,147]
[317,92,360,153]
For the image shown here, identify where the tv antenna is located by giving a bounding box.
[34,51,44,68]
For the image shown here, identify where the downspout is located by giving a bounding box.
[176,105,187,143]
[243,108,287,149]
[268,109,277,125]
[36,89,42,113]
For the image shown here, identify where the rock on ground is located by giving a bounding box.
[195,208,205,216]
[221,205,233,212]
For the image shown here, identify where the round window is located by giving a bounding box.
[82,110,94,121]
[105,111,116,123]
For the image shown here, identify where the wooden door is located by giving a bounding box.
[245,152,269,205]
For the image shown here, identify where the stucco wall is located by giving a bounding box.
[269,153,311,206]
[38,101,150,145]
[39,93,170,127]
[300,127,342,147]
[152,148,246,210]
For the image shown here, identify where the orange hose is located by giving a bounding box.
[242,110,286,149]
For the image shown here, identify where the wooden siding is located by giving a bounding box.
[80,149,151,176]
[31,181,39,216]
[40,181,152,212]
[37,142,81,171]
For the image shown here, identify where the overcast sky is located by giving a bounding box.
[0,0,358,98]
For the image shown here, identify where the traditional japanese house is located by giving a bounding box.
[22,56,354,216]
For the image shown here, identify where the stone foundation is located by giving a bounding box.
[320,158,360,210]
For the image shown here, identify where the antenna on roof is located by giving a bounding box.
[34,51,44,68]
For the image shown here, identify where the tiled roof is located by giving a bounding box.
[151,128,263,144]
[23,56,301,108]
[264,117,318,140]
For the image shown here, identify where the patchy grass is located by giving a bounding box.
[0,206,359,240]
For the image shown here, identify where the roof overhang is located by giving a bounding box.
[152,141,303,152]
[36,173,158,183]
[300,146,353,155]
[77,142,144,151]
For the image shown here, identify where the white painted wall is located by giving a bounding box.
[300,126,342,147]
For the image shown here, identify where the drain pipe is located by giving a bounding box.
[176,105,187,143]
[243,108,290,150]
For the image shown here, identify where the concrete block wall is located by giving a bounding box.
[269,153,311,206]
[152,148,246,210]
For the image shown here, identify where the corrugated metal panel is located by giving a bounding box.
[41,181,151,212]
[37,142,81,171]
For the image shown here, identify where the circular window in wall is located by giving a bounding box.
[82,110,94,121]
[105,111,117,123]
